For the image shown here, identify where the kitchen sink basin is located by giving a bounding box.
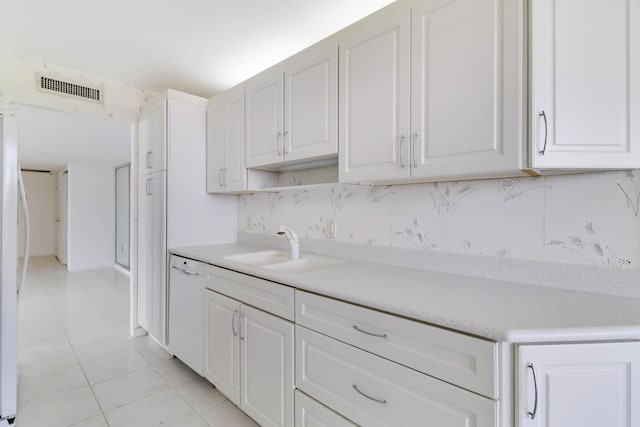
[224,250,347,273]
[224,250,290,266]
[262,256,347,273]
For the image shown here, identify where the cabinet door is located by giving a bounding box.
[208,88,247,193]
[240,304,294,427]
[147,171,167,344]
[530,0,640,169]
[411,0,524,180]
[139,97,167,174]
[339,11,411,183]
[136,175,151,330]
[137,171,166,341]
[245,72,284,168]
[137,111,150,175]
[517,342,640,427]
[284,46,338,163]
[206,101,226,193]
[223,90,247,192]
[205,290,241,405]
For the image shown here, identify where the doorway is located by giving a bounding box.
[17,169,58,259]
[58,170,68,265]
[115,163,130,270]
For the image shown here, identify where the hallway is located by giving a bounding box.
[17,256,257,427]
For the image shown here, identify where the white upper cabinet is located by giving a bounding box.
[138,96,167,175]
[411,0,524,180]
[340,0,524,184]
[339,11,412,183]
[530,0,640,169]
[207,87,246,193]
[284,46,338,164]
[245,46,338,169]
[245,72,284,168]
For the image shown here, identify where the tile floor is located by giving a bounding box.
[17,256,258,427]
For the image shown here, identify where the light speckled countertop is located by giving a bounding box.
[170,243,640,343]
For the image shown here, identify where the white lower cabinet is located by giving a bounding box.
[204,289,240,403]
[201,265,640,427]
[517,341,640,427]
[296,325,497,427]
[295,390,356,427]
[204,268,295,427]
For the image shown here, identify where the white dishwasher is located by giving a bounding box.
[169,255,205,375]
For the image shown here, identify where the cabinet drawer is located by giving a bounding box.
[206,265,294,321]
[295,390,357,427]
[296,326,497,427]
[296,291,498,398]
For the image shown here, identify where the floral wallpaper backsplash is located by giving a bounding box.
[238,170,640,269]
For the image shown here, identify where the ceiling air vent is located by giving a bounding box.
[36,74,103,104]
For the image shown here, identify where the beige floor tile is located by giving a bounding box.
[174,413,211,427]
[17,386,101,427]
[153,357,203,386]
[104,388,197,427]
[68,414,109,427]
[92,366,170,411]
[131,335,174,364]
[200,400,259,427]
[174,376,227,414]
[74,337,149,384]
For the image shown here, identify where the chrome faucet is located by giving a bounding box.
[277,225,299,260]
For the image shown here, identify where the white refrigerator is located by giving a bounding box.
[0,114,18,426]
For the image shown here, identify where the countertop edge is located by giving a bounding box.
[169,244,640,344]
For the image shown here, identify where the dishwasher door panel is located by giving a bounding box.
[169,255,205,376]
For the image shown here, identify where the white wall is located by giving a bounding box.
[67,163,115,272]
[0,51,153,122]
[18,171,58,257]
[239,170,640,270]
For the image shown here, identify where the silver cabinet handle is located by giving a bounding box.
[218,168,223,187]
[239,314,245,340]
[232,310,238,337]
[352,325,387,339]
[275,132,283,155]
[399,134,406,168]
[146,151,152,169]
[411,132,418,168]
[538,111,548,155]
[145,178,152,196]
[527,363,538,419]
[352,384,387,405]
[283,131,289,154]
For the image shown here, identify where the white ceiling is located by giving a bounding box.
[3,0,394,171]
[17,106,131,171]
[0,0,395,98]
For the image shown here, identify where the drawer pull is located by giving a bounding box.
[352,384,387,405]
[353,325,388,339]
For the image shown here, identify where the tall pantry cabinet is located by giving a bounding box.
[137,89,237,346]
